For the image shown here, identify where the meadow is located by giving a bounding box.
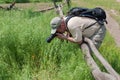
[0,0,120,80]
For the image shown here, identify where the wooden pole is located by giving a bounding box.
[81,43,117,80]
[84,37,120,80]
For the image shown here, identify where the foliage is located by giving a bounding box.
[0,0,13,3]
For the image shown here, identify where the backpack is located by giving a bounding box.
[66,7,107,25]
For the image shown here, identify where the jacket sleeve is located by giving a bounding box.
[70,27,83,42]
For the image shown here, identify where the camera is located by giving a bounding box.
[46,34,56,43]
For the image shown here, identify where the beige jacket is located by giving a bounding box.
[67,16,106,48]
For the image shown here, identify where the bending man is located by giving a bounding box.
[49,7,107,49]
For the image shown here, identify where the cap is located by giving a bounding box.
[50,17,62,34]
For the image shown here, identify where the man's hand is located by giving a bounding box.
[56,33,83,44]
[56,33,67,40]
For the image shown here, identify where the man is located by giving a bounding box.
[50,7,106,49]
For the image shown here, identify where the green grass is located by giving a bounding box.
[0,0,120,80]
[99,32,120,73]
[72,0,120,9]
[0,10,93,80]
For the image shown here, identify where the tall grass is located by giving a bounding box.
[0,10,94,80]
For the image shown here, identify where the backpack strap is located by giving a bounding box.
[65,16,98,34]
[65,15,75,25]
[83,22,98,31]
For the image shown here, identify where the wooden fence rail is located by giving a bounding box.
[81,38,120,80]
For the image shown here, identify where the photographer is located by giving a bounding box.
[47,7,107,49]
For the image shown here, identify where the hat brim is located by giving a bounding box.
[51,29,57,34]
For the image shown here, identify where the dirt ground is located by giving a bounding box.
[117,0,120,2]
[106,11,120,47]
[0,3,120,47]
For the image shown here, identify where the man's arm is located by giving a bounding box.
[56,33,83,44]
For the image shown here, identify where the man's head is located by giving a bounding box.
[50,17,62,34]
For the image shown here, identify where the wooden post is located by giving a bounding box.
[64,0,71,8]
[57,4,64,17]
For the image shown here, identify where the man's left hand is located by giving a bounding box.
[56,33,67,40]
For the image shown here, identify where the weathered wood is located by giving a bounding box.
[56,4,64,17]
[84,37,120,80]
[35,0,69,13]
[64,0,71,8]
[0,1,16,10]
[81,43,117,80]
[93,70,116,80]
[81,43,100,71]
[7,1,16,10]
[34,6,55,12]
